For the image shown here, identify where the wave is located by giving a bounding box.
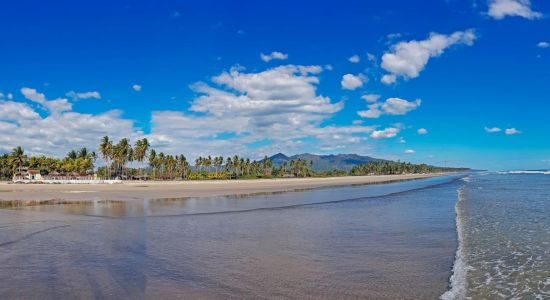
[498,170,550,175]
[440,183,469,300]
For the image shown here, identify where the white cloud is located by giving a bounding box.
[505,128,521,135]
[66,90,101,100]
[0,101,40,120]
[485,126,502,133]
[358,97,421,119]
[381,98,421,115]
[0,90,139,157]
[341,73,365,90]
[366,52,377,63]
[370,127,399,139]
[260,51,289,62]
[0,92,13,100]
[381,29,476,83]
[21,87,72,113]
[132,84,142,92]
[417,128,428,135]
[145,64,375,158]
[537,41,549,48]
[348,54,360,63]
[399,137,406,144]
[361,94,381,103]
[2,64,381,160]
[357,104,383,118]
[404,149,416,154]
[488,0,542,20]
[381,74,397,85]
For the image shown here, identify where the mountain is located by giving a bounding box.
[268,153,384,172]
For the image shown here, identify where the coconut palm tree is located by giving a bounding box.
[149,149,157,179]
[10,146,26,176]
[114,138,130,178]
[134,138,150,175]
[78,147,89,159]
[99,136,113,179]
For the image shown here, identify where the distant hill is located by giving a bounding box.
[268,153,384,172]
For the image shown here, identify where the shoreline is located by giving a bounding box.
[0,174,446,204]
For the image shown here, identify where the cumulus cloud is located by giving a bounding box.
[0,101,40,120]
[132,84,142,92]
[66,90,101,101]
[1,89,139,156]
[21,87,72,113]
[358,97,421,118]
[380,74,397,85]
[260,51,289,62]
[404,149,416,154]
[370,127,399,139]
[485,126,502,133]
[361,94,381,103]
[348,54,361,63]
[505,128,521,135]
[357,104,383,118]
[146,64,376,158]
[3,64,381,159]
[537,41,549,48]
[417,128,428,135]
[380,30,476,83]
[341,73,365,90]
[488,0,542,20]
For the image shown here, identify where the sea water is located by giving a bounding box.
[443,172,550,299]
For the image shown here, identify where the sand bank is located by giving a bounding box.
[0,174,443,202]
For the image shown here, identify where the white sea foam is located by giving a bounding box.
[440,184,469,300]
[499,170,550,175]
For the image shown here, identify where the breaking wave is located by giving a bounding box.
[440,183,469,300]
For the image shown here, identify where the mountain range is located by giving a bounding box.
[268,153,384,172]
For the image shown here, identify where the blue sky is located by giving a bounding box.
[0,0,549,170]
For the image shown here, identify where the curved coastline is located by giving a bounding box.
[0,173,449,205]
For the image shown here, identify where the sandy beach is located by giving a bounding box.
[0,174,441,203]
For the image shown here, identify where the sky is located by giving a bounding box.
[0,0,549,171]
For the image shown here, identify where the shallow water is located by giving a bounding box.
[446,173,550,299]
[0,176,462,299]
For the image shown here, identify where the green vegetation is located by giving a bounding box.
[0,136,468,181]
[0,146,96,180]
[350,161,469,175]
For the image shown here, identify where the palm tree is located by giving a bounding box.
[134,138,150,176]
[78,147,89,159]
[233,155,240,177]
[10,146,26,177]
[99,136,113,179]
[157,152,166,178]
[114,138,130,178]
[149,149,157,179]
[195,157,201,174]
[67,150,78,160]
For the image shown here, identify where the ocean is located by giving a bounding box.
[443,172,550,299]
[0,173,548,299]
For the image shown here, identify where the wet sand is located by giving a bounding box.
[0,174,461,299]
[0,174,442,202]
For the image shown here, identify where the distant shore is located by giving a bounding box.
[0,174,446,204]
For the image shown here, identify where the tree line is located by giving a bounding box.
[0,146,97,179]
[1,136,467,181]
[350,161,469,175]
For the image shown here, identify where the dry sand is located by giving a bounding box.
[0,174,442,202]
